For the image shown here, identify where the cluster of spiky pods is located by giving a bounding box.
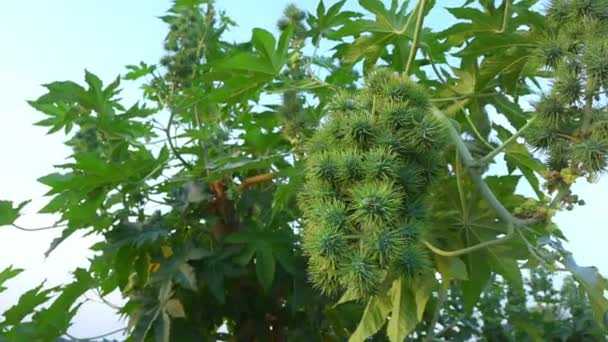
[526,0,608,187]
[298,71,448,298]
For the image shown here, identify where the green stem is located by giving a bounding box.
[498,0,511,33]
[404,0,428,75]
[477,115,539,166]
[425,284,446,342]
[11,223,66,232]
[423,225,514,257]
[462,109,496,150]
[430,107,537,227]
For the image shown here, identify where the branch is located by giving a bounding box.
[155,89,193,171]
[239,173,275,191]
[194,103,210,175]
[64,327,127,341]
[430,107,537,227]
[11,223,66,232]
[423,225,514,257]
[404,0,428,75]
[476,115,539,166]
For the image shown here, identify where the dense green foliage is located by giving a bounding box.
[1,0,608,341]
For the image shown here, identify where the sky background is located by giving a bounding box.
[0,0,606,339]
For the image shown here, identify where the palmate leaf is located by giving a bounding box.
[0,200,29,227]
[307,0,362,46]
[427,175,528,311]
[0,266,23,293]
[209,26,293,103]
[333,0,436,73]
[0,283,55,329]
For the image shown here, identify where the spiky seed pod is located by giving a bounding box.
[307,152,339,182]
[547,0,572,27]
[381,102,411,129]
[402,114,448,153]
[365,68,394,96]
[363,147,400,179]
[394,245,432,278]
[571,0,608,19]
[583,40,608,87]
[329,92,362,114]
[535,95,569,126]
[524,120,564,150]
[395,163,426,196]
[298,179,338,210]
[397,221,423,244]
[377,133,406,154]
[553,68,583,104]
[546,142,574,171]
[363,229,405,267]
[537,36,566,68]
[401,197,427,220]
[340,253,381,298]
[349,181,402,229]
[572,139,608,173]
[303,226,348,261]
[341,112,377,147]
[336,149,365,182]
[308,256,342,296]
[317,199,350,231]
[381,77,430,109]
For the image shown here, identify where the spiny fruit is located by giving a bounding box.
[298,70,447,299]
[525,0,608,182]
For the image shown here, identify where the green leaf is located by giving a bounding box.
[33,268,93,339]
[0,266,23,293]
[349,291,392,342]
[255,248,275,292]
[386,278,418,342]
[1,283,54,327]
[0,200,29,227]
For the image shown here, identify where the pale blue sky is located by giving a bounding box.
[0,0,606,339]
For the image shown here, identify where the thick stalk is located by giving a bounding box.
[430,107,536,227]
[404,0,428,75]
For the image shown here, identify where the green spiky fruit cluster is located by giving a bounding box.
[299,71,447,298]
[160,7,212,86]
[526,0,608,181]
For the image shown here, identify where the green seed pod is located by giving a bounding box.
[341,112,377,147]
[349,181,402,229]
[308,256,342,296]
[535,95,569,126]
[363,147,400,180]
[303,226,348,262]
[572,139,608,173]
[329,92,362,114]
[395,162,426,196]
[553,68,583,104]
[394,245,432,278]
[402,114,448,153]
[537,36,566,68]
[336,149,365,182]
[340,252,381,298]
[397,221,424,244]
[308,152,339,183]
[546,0,572,28]
[363,229,405,267]
[381,77,430,109]
[365,68,394,96]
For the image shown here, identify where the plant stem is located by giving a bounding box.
[425,285,447,342]
[498,0,511,33]
[194,103,210,175]
[430,107,537,227]
[423,225,514,257]
[404,0,428,75]
[11,223,66,232]
[477,115,539,166]
[462,109,496,150]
